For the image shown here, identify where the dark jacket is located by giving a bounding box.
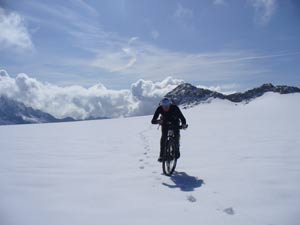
[151,104,186,126]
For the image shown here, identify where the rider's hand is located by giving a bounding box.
[157,120,164,125]
[182,124,188,130]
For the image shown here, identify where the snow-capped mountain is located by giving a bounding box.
[0,95,74,125]
[165,83,300,106]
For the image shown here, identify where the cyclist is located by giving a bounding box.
[151,98,188,162]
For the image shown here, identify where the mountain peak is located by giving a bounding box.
[165,83,300,106]
[261,83,275,88]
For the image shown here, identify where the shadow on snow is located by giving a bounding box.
[162,171,204,192]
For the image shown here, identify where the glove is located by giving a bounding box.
[182,124,188,130]
[157,120,164,125]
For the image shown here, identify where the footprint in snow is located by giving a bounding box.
[139,166,144,169]
[223,207,235,215]
[187,195,197,203]
[139,159,143,162]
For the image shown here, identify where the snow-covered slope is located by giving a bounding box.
[0,93,299,225]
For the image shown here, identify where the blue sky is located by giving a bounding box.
[0,0,300,91]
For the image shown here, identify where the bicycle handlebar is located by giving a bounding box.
[164,121,188,130]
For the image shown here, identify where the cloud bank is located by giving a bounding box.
[0,70,183,119]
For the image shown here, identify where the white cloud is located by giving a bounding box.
[174,3,193,19]
[131,77,184,115]
[196,84,237,94]
[213,0,226,5]
[5,0,295,88]
[250,0,277,25]
[0,7,34,50]
[0,69,183,119]
[89,37,299,82]
[71,0,99,16]
[90,46,137,73]
[151,30,160,39]
[128,36,139,44]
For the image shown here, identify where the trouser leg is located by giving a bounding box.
[175,129,180,158]
[160,129,168,157]
[160,129,180,159]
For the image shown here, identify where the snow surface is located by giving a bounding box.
[0,93,300,225]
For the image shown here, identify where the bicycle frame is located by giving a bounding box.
[162,124,180,176]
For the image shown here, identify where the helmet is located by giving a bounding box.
[160,98,171,106]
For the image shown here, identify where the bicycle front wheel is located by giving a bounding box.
[162,139,178,176]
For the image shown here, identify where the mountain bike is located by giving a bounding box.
[162,122,187,176]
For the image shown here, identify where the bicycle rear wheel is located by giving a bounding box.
[162,139,178,176]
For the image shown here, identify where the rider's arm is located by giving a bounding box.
[151,107,161,124]
[176,106,186,125]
